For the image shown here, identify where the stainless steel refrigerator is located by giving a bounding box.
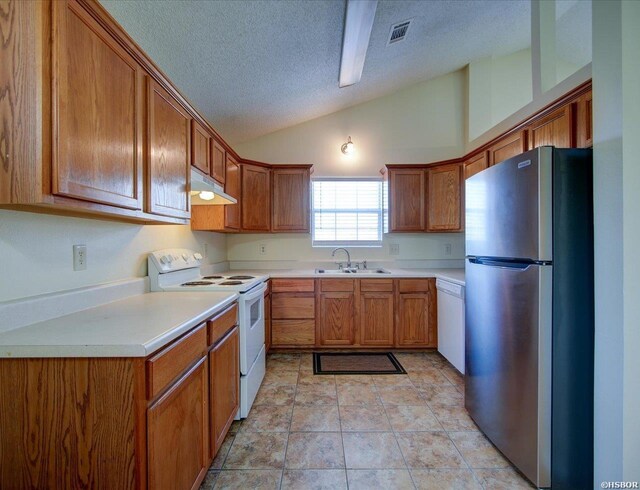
[465,147,593,489]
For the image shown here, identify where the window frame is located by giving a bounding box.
[311,177,385,248]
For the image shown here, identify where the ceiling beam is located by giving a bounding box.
[339,0,378,88]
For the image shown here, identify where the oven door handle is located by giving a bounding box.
[242,282,267,303]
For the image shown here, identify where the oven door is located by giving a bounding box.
[238,282,267,375]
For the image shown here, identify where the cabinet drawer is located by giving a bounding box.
[360,279,394,292]
[208,303,238,346]
[271,278,315,293]
[147,323,207,399]
[272,319,315,346]
[398,279,432,293]
[320,279,354,292]
[272,294,315,319]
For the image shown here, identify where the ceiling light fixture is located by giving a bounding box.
[339,0,378,88]
[341,136,355,155]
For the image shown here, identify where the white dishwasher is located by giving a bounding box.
[436,278,465,374]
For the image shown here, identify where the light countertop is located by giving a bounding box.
[0,291,238,358]
[226,268,465,286]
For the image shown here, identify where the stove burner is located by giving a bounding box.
[202,275,224,279]
[228,275,255,280]
[219,281,243,286]
[181,281,214,286]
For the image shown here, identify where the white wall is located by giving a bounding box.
[468,49,533,141]
[0,210,227,302]
[236,70,466,177]
[227,232,465,265]
[231,70,467,264]
[592,0,640,484]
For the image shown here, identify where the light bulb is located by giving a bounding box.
[199,191,215,201]
[341,136,355,155]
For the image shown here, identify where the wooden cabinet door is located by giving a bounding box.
[147,80,191,219]
[464,151,489,180]
[241,164,271,231]
[576,91,593,148]
[528,105,574,150]
[264,293,272,352]
[427,163,462,232]
[360,293,394,346]
[148,357,208,490]
[52,0,143,210]
[319,292,355,346]
[488,130,527,166]
[388,169,425,231]
[272,168,310,232]
[396,289,436,347]
[211,139,226,185]
[209,327,239,458]
[191,121,210,175]
[224,155,240,229]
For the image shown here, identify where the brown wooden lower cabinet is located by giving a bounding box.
[267,278,437,349]
[209,326,239,458]
[148,357,208,490]
[360,292,395,346]
[0,302,240,490]
[318,291,356,346]
[396,279,437,348]
[264,291,272,353]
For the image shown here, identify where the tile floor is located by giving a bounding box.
[200,351,534,489]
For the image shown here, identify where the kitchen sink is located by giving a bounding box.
[315,268,390,274]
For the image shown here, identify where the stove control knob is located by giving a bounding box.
[160,255,173,264]
[193,253,203,261]
[182,253,189,261]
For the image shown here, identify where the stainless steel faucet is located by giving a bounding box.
[331,248,351,269]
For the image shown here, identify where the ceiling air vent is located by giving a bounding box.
[387,19,412,45]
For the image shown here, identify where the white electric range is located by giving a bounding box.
[148,249,267,418]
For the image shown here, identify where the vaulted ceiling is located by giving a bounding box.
[101,0,532,144]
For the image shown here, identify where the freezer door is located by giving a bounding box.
[465,147,552,261]
[465,259,552,488]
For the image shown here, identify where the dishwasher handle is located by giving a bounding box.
[435,278,464,299]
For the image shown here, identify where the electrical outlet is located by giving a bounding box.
[73,244,87,271]
[445,243,452,256]
[202,243,208,259]
[389,243,400,255]
[259,243,267,255]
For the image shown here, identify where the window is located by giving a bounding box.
[312,178,386,247]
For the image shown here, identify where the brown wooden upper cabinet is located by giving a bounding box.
[211,139,226,185]
[427,163,463,232]
[528,105,574,150]
[272,167,311,232]
[52,0,144,211]
[464,151,489,180]
[191,121,211,175]
[576,91,593,148]
[241,164,271,231]
[488,130,528,166]
[224,155,241,230]
[388,168,425,232]
[147,80,191,219]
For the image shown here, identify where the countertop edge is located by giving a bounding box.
[0,292,239,359]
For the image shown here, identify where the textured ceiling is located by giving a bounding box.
[100,0,531,144]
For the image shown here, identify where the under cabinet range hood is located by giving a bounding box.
[190,168,237,205]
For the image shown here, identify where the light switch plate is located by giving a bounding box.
[389,243,400,255]
[445,243,452,256]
